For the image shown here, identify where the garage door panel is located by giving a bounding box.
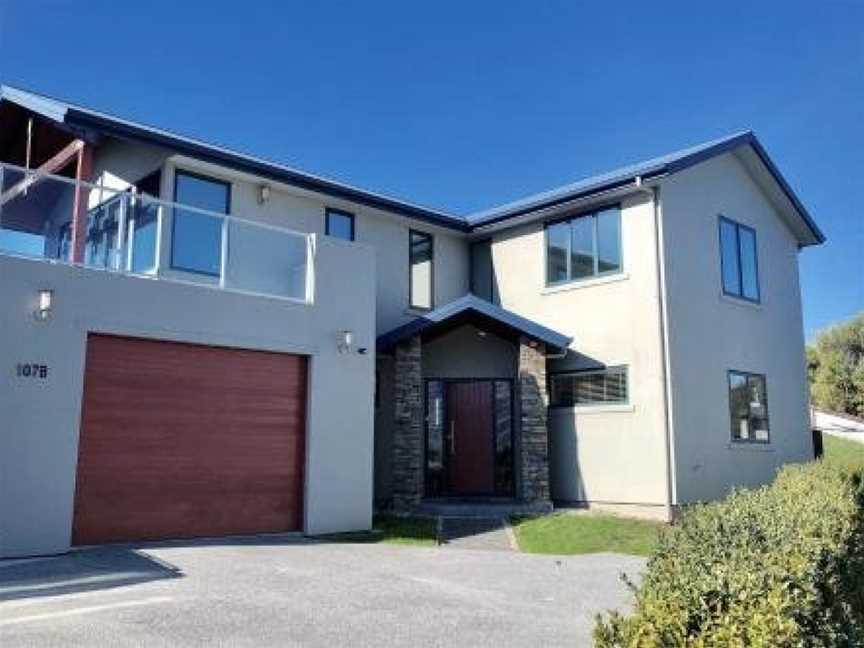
[72,334,307,545]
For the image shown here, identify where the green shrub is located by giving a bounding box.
[594,458,864,647]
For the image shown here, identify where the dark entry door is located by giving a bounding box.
[446,381,495,495]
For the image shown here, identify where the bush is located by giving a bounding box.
[594,458,864,647]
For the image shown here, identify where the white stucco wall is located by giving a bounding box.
[660,152,812,504]
[0,236,376,558]
[489,193,670,509]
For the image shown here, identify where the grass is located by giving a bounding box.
[320,514,438,546]
[511,512,662,556]
[822,434,864,469]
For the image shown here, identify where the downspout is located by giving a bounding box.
[636,176,677,518]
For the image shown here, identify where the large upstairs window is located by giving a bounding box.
[546,206,621,286]
[171,170,231,276]
[719,216,760,302]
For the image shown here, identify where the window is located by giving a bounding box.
[409,230,433,310]
[325,208,355,241]
[171,170,230,276]
[545,206,621,285]
[728,371,770,443]
[550,367,628,407]
[719,216,760,302]
[470,239,494,302]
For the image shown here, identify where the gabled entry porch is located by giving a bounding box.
[375,295,572,514]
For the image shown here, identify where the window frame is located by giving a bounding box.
[544,203,623,287]
[170,169,232,277]
[325,207,356,241]
[548,365,629,408]
[469,238,494,302]
[727,369,770,444]
[718,215,761,303]
[409,228,434,311]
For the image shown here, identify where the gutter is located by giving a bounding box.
[468,172,670,237]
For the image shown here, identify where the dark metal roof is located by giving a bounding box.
[377,294,572,351]
[0,85,469,231]
[467,131,825,245]
[0,85,824,244]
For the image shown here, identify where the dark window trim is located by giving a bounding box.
[727,369,770,444]
[718,215,761,304]
[543,202,623,288]
[548,365,629,408]
[409,229,434,311]
[170,168,232,277]
[325,207,356,241]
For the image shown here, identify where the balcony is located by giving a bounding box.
[0,163,314,303]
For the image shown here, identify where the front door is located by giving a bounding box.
[447,381,495,495]
[425,379,514,498]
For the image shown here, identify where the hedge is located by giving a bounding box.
[594,457,864,646]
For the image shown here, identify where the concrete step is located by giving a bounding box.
[414,499,553,518]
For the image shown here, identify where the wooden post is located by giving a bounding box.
[70,144,93,264]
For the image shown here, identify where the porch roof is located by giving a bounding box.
[377,294,572,352]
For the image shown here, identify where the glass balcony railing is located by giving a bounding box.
[0,162,314,303]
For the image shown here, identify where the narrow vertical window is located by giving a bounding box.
[719,216,760,302]
[470,239,494,302]
[409,230,433,310]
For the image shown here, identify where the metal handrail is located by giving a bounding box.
[0,161,316,304]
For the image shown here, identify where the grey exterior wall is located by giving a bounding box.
[659,152,813,504]
[421,324,517,379]
[0,236,376,558]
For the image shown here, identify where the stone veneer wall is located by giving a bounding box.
[391,335,424,510]
[518,336,551,503]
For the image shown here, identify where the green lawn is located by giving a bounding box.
[319,514,438,546]
[511,512,662,556]
[822,434,864,469]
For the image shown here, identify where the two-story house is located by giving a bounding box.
[0,85,824,558]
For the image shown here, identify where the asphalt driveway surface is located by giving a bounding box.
[0,537,643,647]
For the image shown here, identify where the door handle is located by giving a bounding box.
[449,420,455,455]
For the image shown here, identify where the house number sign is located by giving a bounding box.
[15,363,49,379]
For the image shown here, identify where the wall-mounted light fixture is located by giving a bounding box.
[35,288,54,321]
[337,330,354,354]
[258,184,271,204]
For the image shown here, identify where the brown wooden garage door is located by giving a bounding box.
[72,334,307,545]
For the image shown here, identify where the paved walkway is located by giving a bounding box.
[438,517,516,552]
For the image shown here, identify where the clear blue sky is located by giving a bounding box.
[0,1,861,339]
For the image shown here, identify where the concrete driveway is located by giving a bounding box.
[0,538,643,647]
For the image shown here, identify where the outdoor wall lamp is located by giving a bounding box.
[258,184,271,204]
[337,330,354,354]
[35,288,54,322]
